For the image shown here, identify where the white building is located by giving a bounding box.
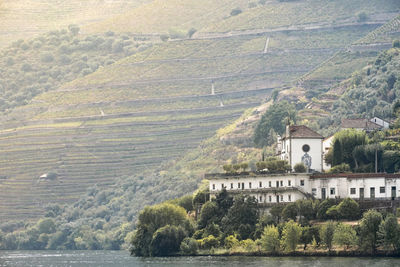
[207,173,400,204]
[322,135,334,171]
[341,118,382,132]
[370,117,390,129]
[278,125,324,172]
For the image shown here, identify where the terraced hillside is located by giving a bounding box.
[85,0,399,36]
[295,15,400,135]
[0,0,148,49]
[0,1,398,222]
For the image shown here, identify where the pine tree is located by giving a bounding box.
[332,139,343,167]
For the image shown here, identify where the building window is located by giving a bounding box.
[330,188,335,195]
[288,180,291,186]
[276,181,279,188]
[280,195,284,202]
[259,196,262,202]
[280,181,283,187]
[221,183,224,189]
[269,196,272,202]
[230,183,233,189]
[249,182,252,189]
[259,181,262,188]
[288,195,291,201]
[300,180,304,186]
[350,188,356,195]
[312,188,317,196]
[212,184,215,190]
[238,183,240,189]
[269,181,272,187]
[380,187,385,193]
[302,144,310,152]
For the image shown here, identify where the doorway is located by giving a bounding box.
[321,188,326,200]
[360,188,364,200]
[370,187,375,199]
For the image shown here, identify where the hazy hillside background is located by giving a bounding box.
[0,0,399,250]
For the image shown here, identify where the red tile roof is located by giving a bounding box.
[341,119,381,130]
[311,173,400,179]
[286,125,323,139]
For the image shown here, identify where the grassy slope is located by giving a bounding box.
[0,1,396,222]
[0,0,148,49]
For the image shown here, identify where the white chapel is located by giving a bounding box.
[277,125,324,172]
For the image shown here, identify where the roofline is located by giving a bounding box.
[205,172,400,180]
[323,135,335,141]
[282,136,324,140]
[311,173,400,179]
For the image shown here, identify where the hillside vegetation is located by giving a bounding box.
[0,0,399,251]
[0,27,152,113]
[0,12,380,222]
[0,0,148,49]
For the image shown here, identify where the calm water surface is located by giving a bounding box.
[0,251,400,267]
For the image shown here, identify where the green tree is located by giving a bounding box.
[264,157,291,173]
[256,161,267,171]
[232,164,241,173]
[332,129,368,169]
[254,101,296,147]
[180,237,199,255]
[187,28,197,38]
[282,203,297,221]
[393,40,400,48]
[222,194,259,239]
[199,235,219,249]
[378,214,400,251]
[130,203,191,256]
[214,188,233,219]
[68,24,80,36]
[333,223,357,250]
[223,164,233,173]
[320,221,335,251]
[326,205,340,220]
[260,225,280,253]
[36,218,56,234]
[294,163,306,173]
[281,220,301,252]
[317,199,336,220]
[198,201,219,229]
[300,226,313,250]
[230,8,242,16]
[332,139,343,167]
[328,163,351,174]
[240,162,249,172]
[337,198,360,220]
[224,234,239,249]
[150,225,186,256]
[296,199,316,221]
[359,210,383,253]
[270,205,284,223]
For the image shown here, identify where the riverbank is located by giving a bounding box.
[193,249,400,257]
[1,251,400,267]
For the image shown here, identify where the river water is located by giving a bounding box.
[0,250,399,267]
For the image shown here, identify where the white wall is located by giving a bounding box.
[322,136,334,171]
[291,138,323,172]
[371,117,390,129]
[209,174,400,202]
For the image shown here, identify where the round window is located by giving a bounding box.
[302,144,310,152]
